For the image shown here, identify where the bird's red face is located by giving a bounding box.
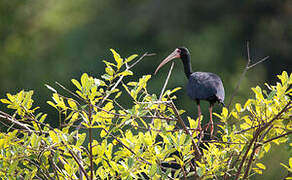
[154,48,181,74]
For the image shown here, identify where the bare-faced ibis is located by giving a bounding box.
[155,47,225,137]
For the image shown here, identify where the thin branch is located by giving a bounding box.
[227,42,269,109]
[159,62,175,100]
[66,147,90,180]
[262,131,292,144]
[243,138,260,179]
[247,56,269,69]
[128,53,156,69]
[168,101,202,160]
[150,62,175,127]
[235,124,260,134]
[0,112,33,133]
[227,42,251,109]
[234,127,261,180]
[55,81,84,102]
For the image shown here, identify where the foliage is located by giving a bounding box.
[0,50,291,180]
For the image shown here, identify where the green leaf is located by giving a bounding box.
[235,103,241,112]
[253,168,262,174]
[114,92,122,99]
[31,133,37,148]
[81,73,89,88]
[8,160,18,174]
[264,143,271,152]
[71,79,82,90]
[68,99,77,110]
[118,70,133,76]
[267,90,276,100]
[125,54,138,63]
[128,157,134,168]
[0,99,11,104]
[222,107,228,118]
[49,130,60,143]
[39,114,47,123]
[110,49,123,69]
[76,133,86,147]
[47,101,57,109]
[256,163,266,170]
[149,163,157,177]
[106,67,114,76]
[100,129,107,138]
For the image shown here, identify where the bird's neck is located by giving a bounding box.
[181,55,192,79]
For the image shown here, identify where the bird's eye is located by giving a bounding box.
[176,49,181,54]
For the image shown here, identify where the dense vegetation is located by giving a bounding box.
[0,50,290,179]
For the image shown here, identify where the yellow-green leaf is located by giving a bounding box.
[222,107,228,118]
[235,103,241,112]
[49,130,60,143]
[0,99,11,104]
[110,49,123,69]
[125,54,138,63]
[68,99,77,110]
[71,79,82,90]
[256,163,266,170]
[106,67,114,76]
[264,143,271,152]
[100,129,107,138]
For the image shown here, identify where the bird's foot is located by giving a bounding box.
[204,122,214,139]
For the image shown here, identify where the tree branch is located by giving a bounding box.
[227,42,269,109]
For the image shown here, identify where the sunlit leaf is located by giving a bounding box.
[125,54,138,63]
[49,130,60,143]
[256,163,266,170]
[100,129,107,138]
[71,79,82,90]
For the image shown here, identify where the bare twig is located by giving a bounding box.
[128,53,156,69]
[0,111,33,133]
[262,131,292,144]
[55,81,84,102]
[243,136,261,179]
[150,62,175,127]
[66,147,90,180]
[227,42,269,109]
[159,62,175,100]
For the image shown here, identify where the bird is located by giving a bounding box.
[154,47,225,138]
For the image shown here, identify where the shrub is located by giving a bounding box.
[0,49,291,179]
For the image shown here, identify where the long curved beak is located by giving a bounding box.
[154,49,180,74]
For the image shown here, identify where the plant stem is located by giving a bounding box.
[88,102,93,180]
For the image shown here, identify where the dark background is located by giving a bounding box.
[0,1,291,179]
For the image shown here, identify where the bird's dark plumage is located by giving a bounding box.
[176,47,225,105]
[187,72,225,105]
[155,47,225,138]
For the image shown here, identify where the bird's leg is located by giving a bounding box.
[208,105,214,138]
[197,103,202,131]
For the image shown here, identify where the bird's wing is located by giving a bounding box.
[187,72,225,103]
